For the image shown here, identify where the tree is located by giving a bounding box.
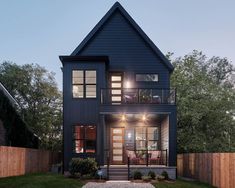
[0,62,62,150]
[169,50,235,153]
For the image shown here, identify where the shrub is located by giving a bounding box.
[148,171,156,179]
[142,175,151,182]
[133,170,142,179]
[69,158,98,176]
[157,175,165,181]
[161,171,169,180]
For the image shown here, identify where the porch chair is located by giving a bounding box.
[126,150,140,165]
[149,150,161,165]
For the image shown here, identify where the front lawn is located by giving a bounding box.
[154,179,213,188]
[0,173,84,188]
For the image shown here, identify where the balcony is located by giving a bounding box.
[101,88,176,105]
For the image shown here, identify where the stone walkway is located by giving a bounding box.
[82,181,155,188]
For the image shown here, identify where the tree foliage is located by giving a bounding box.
[170,50,235,153]
[0,62,62,150]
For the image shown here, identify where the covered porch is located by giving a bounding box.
[102,113,170,166]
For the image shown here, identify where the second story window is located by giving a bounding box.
[136,74,158,82]
[72,70,96,98]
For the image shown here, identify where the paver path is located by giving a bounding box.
[82,181,155,188]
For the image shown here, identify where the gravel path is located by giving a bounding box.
[82,182,155,188]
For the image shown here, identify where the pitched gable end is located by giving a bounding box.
[71,2,174,72]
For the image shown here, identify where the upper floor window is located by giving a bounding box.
[136,74,158,82]
[72,70,96,98]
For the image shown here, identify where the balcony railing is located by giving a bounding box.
[101,88,176,105]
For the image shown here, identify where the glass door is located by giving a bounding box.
[111,128,124,164]
[110,73,122,104]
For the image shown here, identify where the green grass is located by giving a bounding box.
[0,173,84,188]
[153,179,213,188]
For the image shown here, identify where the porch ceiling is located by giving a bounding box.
[105,113,168,123]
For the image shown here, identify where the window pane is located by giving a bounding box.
[74,140,84,153]
[86,126,96,140]
[86,140,96,153]
[111,76,122,81]
[148,127,158,140]
[136,140,147,150]
[73,85,84,98]
[148,141,158,150]
[112,96,121,101]
[74,126,85,139]
[86,85,96,98]
[73,70,83,84]
[85,71,96,84]
[112,83,122,88]
[135,127,146,140]
[136,74,158,82]
[112,89,121,95]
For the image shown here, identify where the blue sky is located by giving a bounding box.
[1,0,235,89]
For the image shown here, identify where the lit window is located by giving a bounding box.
[73,125,96,153]
[72,70,96,98]
[136,74,158,82]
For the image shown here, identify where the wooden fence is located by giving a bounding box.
[0,146,61,178]
[177,153,235,188]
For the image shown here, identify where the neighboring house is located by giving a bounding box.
[60,2,176,179]
[0,82,38,148]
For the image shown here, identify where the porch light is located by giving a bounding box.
[121,114,126,121]
[125,80,131,88]
[142,114,146,121]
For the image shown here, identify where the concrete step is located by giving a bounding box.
[109,176,128,180]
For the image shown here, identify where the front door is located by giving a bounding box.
[111,128,124,164]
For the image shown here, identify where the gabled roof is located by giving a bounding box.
[0,82,19,109]
[71,2,174,72]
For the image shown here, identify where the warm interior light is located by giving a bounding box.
[142,114,146,121]
[121,114,126,121]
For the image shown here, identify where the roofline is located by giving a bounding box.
[59,56,109,65]
[0,82,19,108]
[71,2,174,72]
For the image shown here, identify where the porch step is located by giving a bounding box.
[108,167,128,180]
[109,176,128,180]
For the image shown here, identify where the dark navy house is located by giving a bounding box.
[60,2,177,179]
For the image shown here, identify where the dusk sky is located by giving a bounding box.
[1,0,235,89]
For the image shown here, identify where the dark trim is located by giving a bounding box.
[59,56,109,64]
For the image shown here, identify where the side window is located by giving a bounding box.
[73,125,96,153]
[136,74,158,82]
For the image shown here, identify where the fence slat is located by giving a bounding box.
[0,146,61,178]
[178,153,235,188]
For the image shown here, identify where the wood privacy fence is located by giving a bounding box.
[177,153,235,188]
[0,146,61,178]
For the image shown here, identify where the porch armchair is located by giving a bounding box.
[126,150,140,164]
[148,150,161,165]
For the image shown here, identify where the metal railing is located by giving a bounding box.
[101,88,175,105]
[126,149,167,166]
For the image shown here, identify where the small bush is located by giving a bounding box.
[161,171,169,180]
[69,158,98,176]
[133,170,142,179]
[142,175,151,182]
[157,175,165,181]
[148,171,156,179]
